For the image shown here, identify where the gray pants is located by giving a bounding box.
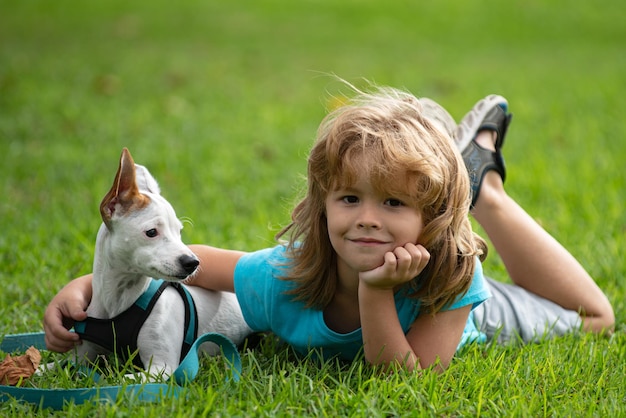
[473,278,582,344]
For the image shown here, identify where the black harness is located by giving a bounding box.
[74,279,198,369]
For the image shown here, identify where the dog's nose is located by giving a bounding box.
[179,254,200,275]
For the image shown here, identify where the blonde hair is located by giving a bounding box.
[277,85,487,314]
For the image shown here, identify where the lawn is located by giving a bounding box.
[1,0,625,416]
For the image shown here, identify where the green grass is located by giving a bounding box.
[1,0,625,415]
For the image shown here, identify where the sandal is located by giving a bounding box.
[456,95,513,207]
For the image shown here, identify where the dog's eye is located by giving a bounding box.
[145,229,158,238]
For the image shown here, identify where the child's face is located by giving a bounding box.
[325,174,424,281]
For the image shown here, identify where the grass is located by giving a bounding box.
[1,0,625,415]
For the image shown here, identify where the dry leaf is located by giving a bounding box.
[0,346,41,386]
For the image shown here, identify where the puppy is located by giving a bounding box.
[73,148,251,379]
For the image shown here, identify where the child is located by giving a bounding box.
[43,85,615,372]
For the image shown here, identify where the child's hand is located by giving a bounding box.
[43,298,87,352]
[43,276,92,352]
[359,243,430,290]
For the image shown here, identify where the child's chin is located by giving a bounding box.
[356,261,384,274]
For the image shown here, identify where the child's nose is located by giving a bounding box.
[357,205,382,229]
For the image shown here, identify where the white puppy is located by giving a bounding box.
[74,148,251,379]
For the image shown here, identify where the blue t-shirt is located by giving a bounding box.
[234,245,490,361]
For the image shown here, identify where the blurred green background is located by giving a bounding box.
[1,0,624,332]
[1,1,625,415]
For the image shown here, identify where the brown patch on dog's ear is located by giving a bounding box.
[100,148,150,229]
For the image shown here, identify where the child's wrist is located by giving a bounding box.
[358,279,396,294]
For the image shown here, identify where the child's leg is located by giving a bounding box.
[470,131,614,334]
[421,94,614,334]
[472,276,582,343]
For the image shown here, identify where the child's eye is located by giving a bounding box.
[385,198,404,207]
[342,195,359,204]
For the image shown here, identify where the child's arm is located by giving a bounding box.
[405,305,471,369]
[185,245,246,292]
[359,283,470,371]
[358,243,470,371]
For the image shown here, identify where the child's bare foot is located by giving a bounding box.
[474,130,496,151]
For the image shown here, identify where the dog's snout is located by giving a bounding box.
[179,254,200,275]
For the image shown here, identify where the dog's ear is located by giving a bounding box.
[134,164,161,195]
[100,148,150,229]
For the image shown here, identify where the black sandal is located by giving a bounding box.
[459,101,513,207]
